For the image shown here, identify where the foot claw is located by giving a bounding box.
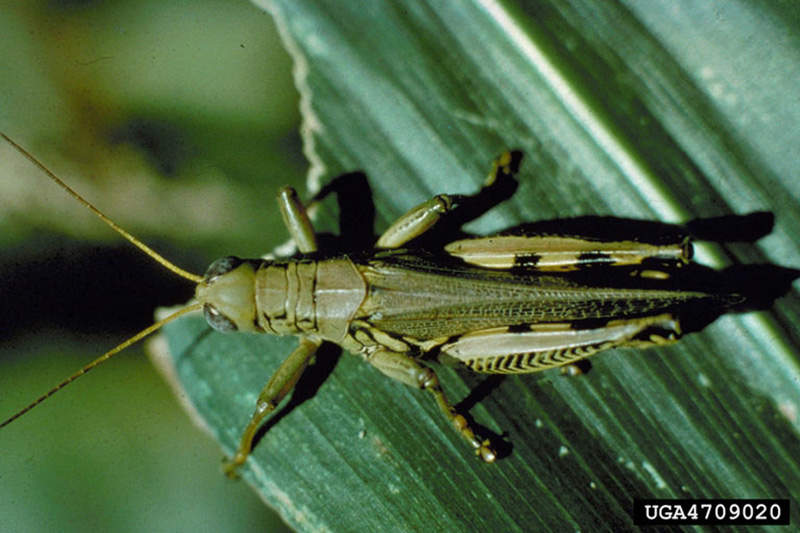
[222,455,245,479]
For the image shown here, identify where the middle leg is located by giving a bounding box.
[376,151,523,249]
[366,347,497,462]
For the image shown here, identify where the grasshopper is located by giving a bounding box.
[1,133,738,474]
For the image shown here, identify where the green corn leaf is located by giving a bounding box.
[161,1,800,531]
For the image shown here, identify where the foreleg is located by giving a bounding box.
[224,336,322,476]
[277,187,318,254]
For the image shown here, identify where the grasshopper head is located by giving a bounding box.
[195,256,261,333]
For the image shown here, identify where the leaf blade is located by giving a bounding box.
[161,1,800,530]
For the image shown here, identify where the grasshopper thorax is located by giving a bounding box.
[196,256,261,333]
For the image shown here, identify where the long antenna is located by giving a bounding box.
[1,132,204,284]
[1,132,207,427]
[0,303,203,428]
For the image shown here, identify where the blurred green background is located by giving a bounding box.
[0,1,301,531]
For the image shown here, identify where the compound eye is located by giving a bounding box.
[203,304,238,332]
[204,256,242,282]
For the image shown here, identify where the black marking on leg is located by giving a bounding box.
[577,251,613,267]
[507,323,533,333]
[569,318,612,330]
[513,253,541,268]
